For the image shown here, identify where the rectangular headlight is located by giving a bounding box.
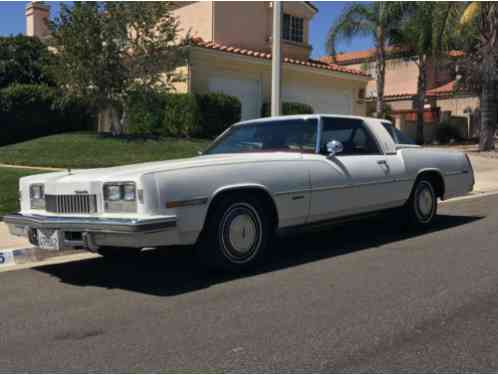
[30,184,45,209]
[103,182,137,213]
[123,183,136,201]
[104,185,122,201]
[30,184,44,200]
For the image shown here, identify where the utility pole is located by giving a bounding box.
[271,1,282,117]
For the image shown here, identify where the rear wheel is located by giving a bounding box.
[405,178,437,227]
[198,193,272,272]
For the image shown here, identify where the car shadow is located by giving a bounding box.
[35,213,483,297]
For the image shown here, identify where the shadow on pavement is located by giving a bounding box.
[35,213,482,296]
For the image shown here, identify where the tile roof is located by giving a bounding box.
[320,46,404,64]
[377,80,458,100]
[320,48,465,65]
[190,38,370,78]
[426,80,458,96]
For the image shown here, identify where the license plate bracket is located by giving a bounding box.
[37,229,62,251]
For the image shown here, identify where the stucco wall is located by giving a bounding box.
[213,1,270,52]
[437,96,479,117]
[189,48,368,117]
[342,58,419,99]
[389,99,414,111]
[173,2,213,41]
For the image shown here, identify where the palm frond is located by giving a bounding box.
[326,3,375,58]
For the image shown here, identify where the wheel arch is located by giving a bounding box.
[413,168,445,199]
[205,184,279,231]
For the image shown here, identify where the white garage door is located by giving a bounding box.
[283,82,353,115]
[208,76,261,121]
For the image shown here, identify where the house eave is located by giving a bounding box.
[190,46,371,83]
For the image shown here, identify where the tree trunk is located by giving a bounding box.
[479,79,497,151]
[415,59,427,145]
[375,26,386,118]
[97,105,122,134]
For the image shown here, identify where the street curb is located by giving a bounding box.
[0,163,64,171]
[441,190,498,204]
[0,252,98,273]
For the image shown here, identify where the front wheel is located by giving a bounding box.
[405,178,437,227]
[197,194,272,272]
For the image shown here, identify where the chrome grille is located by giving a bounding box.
[45,194,97,214]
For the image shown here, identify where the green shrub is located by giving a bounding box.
[162,93,200,137]
[126,90,241,138]
[126,89,166,135]
[0,84,92,146]
[261,101,314,117]
[435,122,462,144]
[195,92,241,138]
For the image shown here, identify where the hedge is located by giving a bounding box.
[261,101,314,117]
[195,93,241,138]
[435,122,462,144]
[127,91,241,138]
[0,84,93,146]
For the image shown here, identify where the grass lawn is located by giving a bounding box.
[0,132,211,169]
[0,167,45,218]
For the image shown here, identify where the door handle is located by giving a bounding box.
[377,160,388,165]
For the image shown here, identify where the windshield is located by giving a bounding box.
[205,118,318,155]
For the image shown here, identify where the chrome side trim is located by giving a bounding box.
[445,170,470,176]
[274,188,311,197]
[4,213,176,234]
[275,179,403,196]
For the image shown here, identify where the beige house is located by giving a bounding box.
[26,1,370,121]
[321,48,480,140]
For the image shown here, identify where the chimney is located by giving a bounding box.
[26,1,50,38]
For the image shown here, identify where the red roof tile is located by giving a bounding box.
[190,38,370,78]
[426,80,457,96]
[320,48,465,65]
[375,80,458,100]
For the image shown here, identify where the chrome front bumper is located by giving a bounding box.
[4,213,178,250]
[4,213,176,233]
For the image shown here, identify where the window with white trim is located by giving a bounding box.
[282,14,304,43]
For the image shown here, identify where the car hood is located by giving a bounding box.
[21,152,304,184]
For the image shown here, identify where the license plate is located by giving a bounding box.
[37,229,62,251]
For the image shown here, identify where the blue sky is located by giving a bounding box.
[0,1,374,59]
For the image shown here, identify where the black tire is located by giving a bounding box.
[97,247,142,259]
[405,177,438,228]
[197,193,273,272]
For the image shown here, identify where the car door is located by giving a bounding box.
[306,116,396,222]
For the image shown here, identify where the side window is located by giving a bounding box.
[253,119,317,153]
[321,117,380,156]
[381,122,396,141]
[381,121,416,145]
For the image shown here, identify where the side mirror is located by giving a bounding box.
[326,140,344,157]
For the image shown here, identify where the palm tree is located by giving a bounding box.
[459,2,498,151]
[390,2,457,145]
[326,3,403,119]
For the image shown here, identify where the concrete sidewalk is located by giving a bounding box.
[0,220,30,250]
[467,154,498,193]
[1,153,498,252]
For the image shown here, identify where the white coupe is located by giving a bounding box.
[5,115,474,271]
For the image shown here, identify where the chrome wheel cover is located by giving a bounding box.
[415,181,435,223]
[219,203,263,264]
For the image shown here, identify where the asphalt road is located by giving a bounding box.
[1,194,498,372]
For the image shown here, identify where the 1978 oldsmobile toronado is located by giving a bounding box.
[5,115,474,271]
